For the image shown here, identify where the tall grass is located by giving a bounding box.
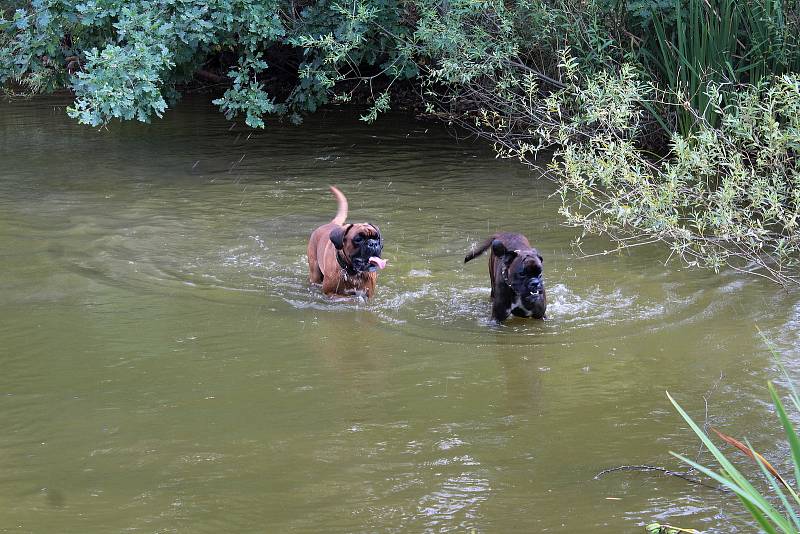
[651,0,737,132]
[647,0,800,134]
[667,354,800,532]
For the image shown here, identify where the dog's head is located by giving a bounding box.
[492,239,546,316]
[330,223,384,273]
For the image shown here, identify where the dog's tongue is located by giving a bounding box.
[369,256,387,269]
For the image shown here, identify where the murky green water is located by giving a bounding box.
[2,96,799,533]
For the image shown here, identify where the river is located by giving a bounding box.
[1,95,799,532]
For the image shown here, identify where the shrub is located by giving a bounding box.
[2,0,799,284]
[552,74,800,286]
[0,0,415,127]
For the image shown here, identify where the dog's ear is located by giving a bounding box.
[491,239,507,257]
[330,227,345,250]
[503,250,518,265]
[492,240,517,264]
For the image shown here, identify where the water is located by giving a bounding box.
[1,96,799,533]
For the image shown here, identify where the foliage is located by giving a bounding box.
[0,0,414,126]
[212,54,281,128]
[2,0,800,284]
[667,344,800,532]
[550,74,800,286]
[408,0,610,118]
[0,0,593,125]
[644,0,800,135]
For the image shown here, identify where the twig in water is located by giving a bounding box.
[694,371,725,467]
[594,464,726,491]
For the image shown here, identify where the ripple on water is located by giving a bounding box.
[3,99,796,534]
[34,167,771,354]
[417,472,490,529]
[53,224,741,349]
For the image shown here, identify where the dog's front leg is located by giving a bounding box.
[491,302,511,322]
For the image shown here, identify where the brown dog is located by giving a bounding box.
[465,232,547,322]
[307,186,386,299]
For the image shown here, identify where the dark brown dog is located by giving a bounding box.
[465,232,547,322]
[307,186,386,299]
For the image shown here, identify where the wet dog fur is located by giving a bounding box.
[307,186,384,299]
[465,232,547,322]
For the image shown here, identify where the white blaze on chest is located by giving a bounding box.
[509,295,534,317]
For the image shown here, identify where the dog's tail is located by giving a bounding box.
[464,235,497,263]
[329,186,348,225]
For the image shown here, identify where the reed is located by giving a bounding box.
[667,344,800,532]
[647,0,800,134]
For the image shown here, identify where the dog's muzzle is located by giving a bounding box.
[352,240,383,272]
[528,276,544,295]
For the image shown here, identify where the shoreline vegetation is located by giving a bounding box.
[667,340,800,533]
[2,0,799,285]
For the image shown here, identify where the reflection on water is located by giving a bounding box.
[1,96,799,533]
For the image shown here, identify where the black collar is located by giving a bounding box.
[336,250,358,275]
[501,264,512,288]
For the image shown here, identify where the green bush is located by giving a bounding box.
[0,0,415,127]
[2,0,799,284]
[0,0,596,126]
[558,75,800,286]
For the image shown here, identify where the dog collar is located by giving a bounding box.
[336,250,358,275]
[501,265,511,286]
[501,249,521,286]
